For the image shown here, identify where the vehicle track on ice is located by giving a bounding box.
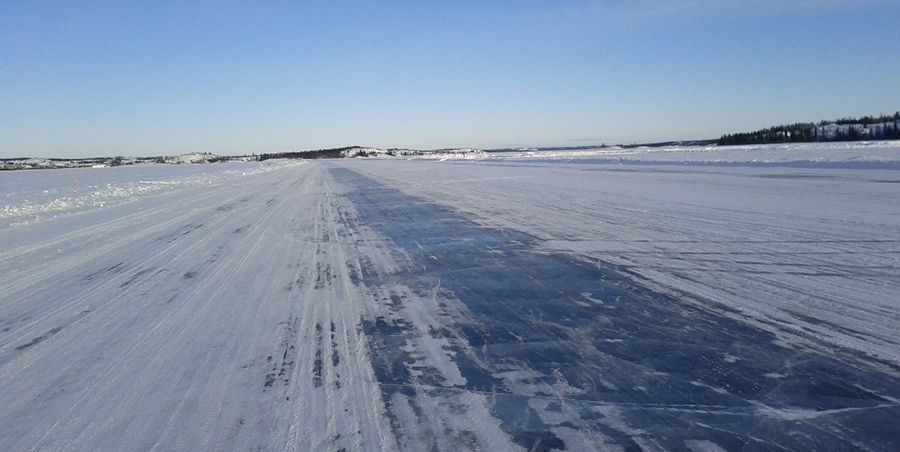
[0,164,399,450]
[1,161,898,451]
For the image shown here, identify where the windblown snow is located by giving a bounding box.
[1,143,899,451]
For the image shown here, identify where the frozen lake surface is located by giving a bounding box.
[1,144,899,450]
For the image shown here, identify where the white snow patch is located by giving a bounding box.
[684,439,728,452]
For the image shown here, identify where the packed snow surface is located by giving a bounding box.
[1,143,899,450]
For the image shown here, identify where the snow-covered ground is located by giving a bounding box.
[0,161,297,227]
[341,146,483,159]
[345,155,900,367]
[482,141,900,167]
[1,144,899,450]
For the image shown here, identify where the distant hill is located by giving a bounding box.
[0,153,254,171]
[257,146,482,161]
[719,112,900,145]
[485,140,718,153]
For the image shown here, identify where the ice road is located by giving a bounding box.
[1,156,898,451]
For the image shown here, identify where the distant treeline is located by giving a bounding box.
[719,112,900,145]
[257,147,360,161]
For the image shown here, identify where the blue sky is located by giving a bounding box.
[2,0,899,157]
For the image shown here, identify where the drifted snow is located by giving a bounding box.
[0,161,300,226]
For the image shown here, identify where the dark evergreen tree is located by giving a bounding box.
[718,111,899,145]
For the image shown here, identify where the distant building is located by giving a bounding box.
[868,123,885,138]
[818,123,839,140]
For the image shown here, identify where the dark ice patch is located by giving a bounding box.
[332,166,900,450]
